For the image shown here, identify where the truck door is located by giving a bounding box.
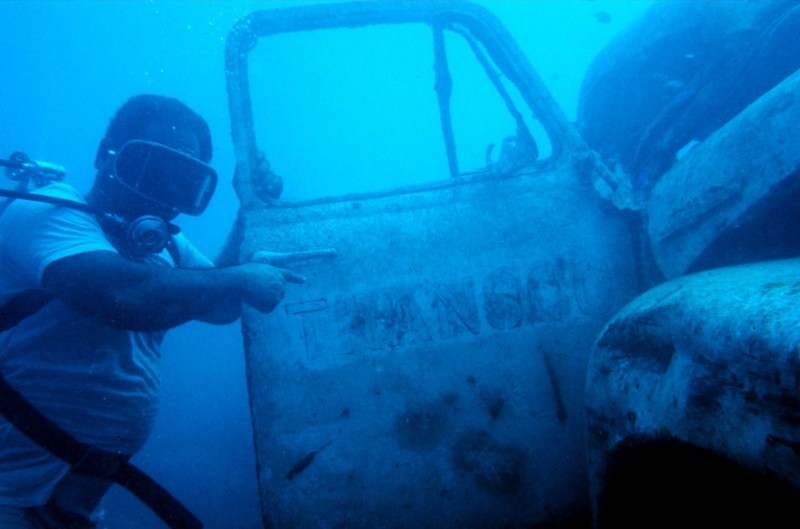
[225,2,638,527]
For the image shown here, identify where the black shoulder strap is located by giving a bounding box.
[0,372,203,529]
[0,289,54,333]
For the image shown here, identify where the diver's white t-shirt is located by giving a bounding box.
[0,183,212,506]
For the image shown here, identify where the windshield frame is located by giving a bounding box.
[225,0,582,208]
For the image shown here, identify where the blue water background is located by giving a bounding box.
[0,1,651,527]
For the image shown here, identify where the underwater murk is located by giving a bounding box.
[3,1,800,528]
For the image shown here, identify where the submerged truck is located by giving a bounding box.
[224,1,800,527]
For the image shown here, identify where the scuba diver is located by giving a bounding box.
[0,94,303,529]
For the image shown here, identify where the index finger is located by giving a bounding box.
[278,268,307,284]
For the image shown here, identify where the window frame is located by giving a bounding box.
[225,0,582,208]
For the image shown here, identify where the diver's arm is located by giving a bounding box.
[41,250,304,332]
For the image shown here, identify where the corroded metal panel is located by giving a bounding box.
[226,2,639,526]
[239,160,638,528]
[586,258,800,523]
[647,68,800,279]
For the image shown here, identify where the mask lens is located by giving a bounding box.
[113,140,217,215]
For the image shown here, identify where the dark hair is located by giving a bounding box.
[103,94,213,162]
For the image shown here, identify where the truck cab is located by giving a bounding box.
[225,2,800,527]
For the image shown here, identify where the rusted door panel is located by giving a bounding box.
[239,165,638,528]
[227,2,639,526]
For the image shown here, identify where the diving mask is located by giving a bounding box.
[111,140,217,216]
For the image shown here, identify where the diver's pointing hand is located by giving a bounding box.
[230,262,305,314]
